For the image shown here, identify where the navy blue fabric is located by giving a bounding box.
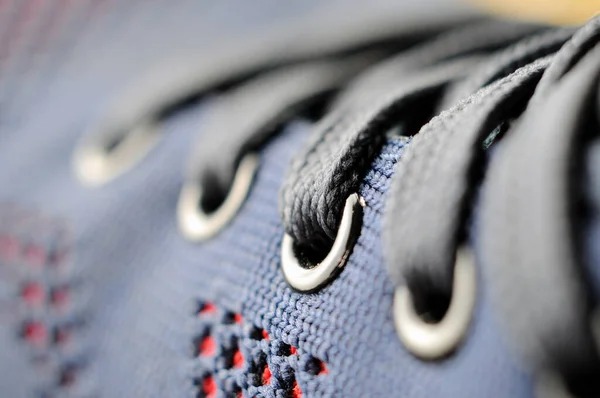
[0,98,535,397]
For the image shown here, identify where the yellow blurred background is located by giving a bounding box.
[472,0,598,25]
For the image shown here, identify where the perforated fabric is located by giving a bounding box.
[0,205,85,397]
[190,298,328,398]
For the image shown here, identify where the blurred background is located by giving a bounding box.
[0,0,595,119]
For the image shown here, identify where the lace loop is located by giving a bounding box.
[279,56,480,258]
[179,55,377,240]
[279,20,542,262]
[281,193,364,292]
[384,56,549,304]
[185,57,376,211]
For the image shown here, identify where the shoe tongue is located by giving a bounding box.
[470,0,597,25]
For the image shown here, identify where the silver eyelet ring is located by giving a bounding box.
[281,193,365,292]
[393,246,477,360]
[72,120,160,187]
[177,154,259,241]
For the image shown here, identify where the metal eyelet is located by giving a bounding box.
[281,193,365,292]
[72,120,160,187]
[393,246,477,360]
[177,154,259,241]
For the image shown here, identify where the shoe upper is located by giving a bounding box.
[1,2,600,398]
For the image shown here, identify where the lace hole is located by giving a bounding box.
[281,193,364,292]
[72,120,160,187]
[393,246,476,360]
[177,154,259,241]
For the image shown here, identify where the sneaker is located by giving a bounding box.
[1,1,599,397]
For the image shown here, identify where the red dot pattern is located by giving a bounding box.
[202,376,217,398]
[192,301,329,398]
[21,283,45,307]
[199,302,217,315]
[292,381,303,398]
[0,206,80,396]
[23,321,48,347]
[262,365,272,385]
[199,336,216,357]
[233,350,244,368]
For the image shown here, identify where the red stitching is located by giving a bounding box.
[198,302,217,315]
[292,381,303,398]
[23,321,48,347]
[233,349,244,369]
[202,376,217,398]
[192,300,328,398]
[21,283,45,307]
[199,336,216,357]
[319,362,329,376]
[1,206,81,395]
[262,365,271,385]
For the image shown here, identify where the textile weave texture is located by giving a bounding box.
[0,112,534,396]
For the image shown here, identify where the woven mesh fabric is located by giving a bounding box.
[190,298,327,398]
